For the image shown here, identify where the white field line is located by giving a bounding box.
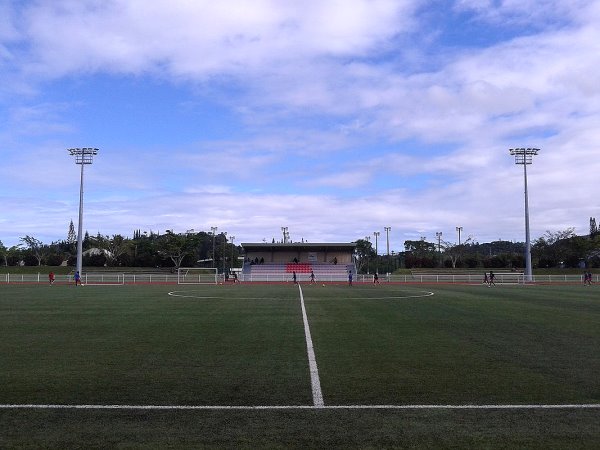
[298,284,324,407]
[1,404,599,410]
[343,291,435,300]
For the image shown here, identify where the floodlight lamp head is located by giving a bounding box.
[510,147,539,165]
[509,147,539,155]
[68,147,99,164]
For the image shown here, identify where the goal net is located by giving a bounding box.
[178,267,219,285]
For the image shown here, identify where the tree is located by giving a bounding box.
[403,238,437,268]
[533,228,579,268]
[353,239,376,273]
[67,220,77,245]
[156,230,194,270]
[404,239,436,255]
[590,217,598,238]
[83,231,91,250]
[184,231,213,267]
[0,240,7,266]
[131,233,159,267]
[99,234,129,266]
[441,237,473,269]
[19,235,47,266]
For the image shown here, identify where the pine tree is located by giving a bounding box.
[67,220,76,244]
[590,217,598,238]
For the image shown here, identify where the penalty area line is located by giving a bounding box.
[1,404,599,410]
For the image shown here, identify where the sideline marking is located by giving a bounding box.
[298,284,324,407]
[1,403,599,410]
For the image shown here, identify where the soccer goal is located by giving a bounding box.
[177,267,219,285]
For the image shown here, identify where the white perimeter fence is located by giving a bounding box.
[1,272,597,285]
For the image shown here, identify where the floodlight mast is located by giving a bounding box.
[509,147,539,282]
[68,148,98,277]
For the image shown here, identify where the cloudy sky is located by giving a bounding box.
[1,0,599,252]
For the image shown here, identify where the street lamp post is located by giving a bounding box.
[68,148,98,277]
[373,231,380,274]
[509,147,539,282]
[365,235,371,274]
[384,227,391,274]
[211,226,218,265]
[222,231,227,275]
[436,231,443,267]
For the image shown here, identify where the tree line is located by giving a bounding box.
[1,218,599,272]
[353,224,600,273]
[0,229,239,272]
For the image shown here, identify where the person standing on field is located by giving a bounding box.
[348,270,353,286]
[489,271,496,286]
[48,272,55,285]
[584,270,592,286]
[74,270,81,286]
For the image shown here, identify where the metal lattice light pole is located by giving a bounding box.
[68,148,98,277]
[509,147,539,282]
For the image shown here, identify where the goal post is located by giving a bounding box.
[177,267,219,285]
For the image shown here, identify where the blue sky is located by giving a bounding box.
[1,0,599,252]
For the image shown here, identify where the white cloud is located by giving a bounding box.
[1,0,600,251]
[312,170,373,188]
[16,0,417,79]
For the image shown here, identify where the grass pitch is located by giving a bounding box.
[1,282,599,448]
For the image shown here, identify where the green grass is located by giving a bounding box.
[1,282,599,448]
[307,284,600,405]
